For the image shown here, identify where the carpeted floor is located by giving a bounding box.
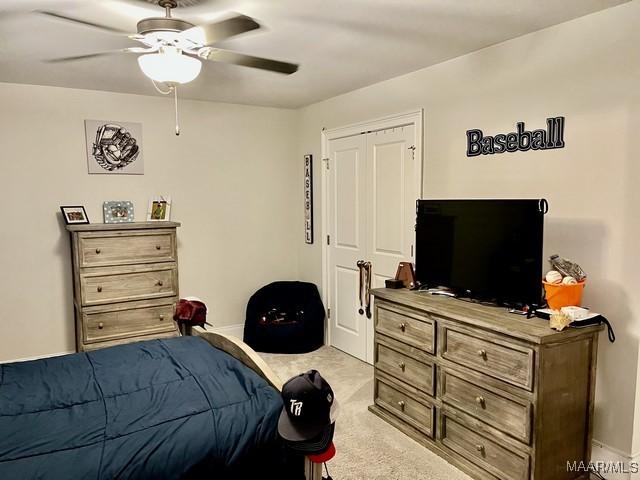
[261,346,472,480]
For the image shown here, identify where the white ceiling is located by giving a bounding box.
[0,0,630,108]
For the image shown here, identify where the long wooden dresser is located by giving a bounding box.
[66,222,181,351]
[369,288,602,480]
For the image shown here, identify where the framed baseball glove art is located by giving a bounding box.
[85,120,144,174]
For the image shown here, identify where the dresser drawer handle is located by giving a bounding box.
[156,245,161,250]
[398,362,406,372]
[475,396,486,408]
[475,444,485,455]
[159,314,165,321]
[95,248,101,254]
[156,281,164,287]
[98,322,104,329]
[97,286,103,293]
[397,400,405,410]
[399,323,406,332]
[478,349,487,360]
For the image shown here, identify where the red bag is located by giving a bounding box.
[174,299,207,328]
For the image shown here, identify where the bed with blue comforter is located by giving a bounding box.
[0,336,301,479]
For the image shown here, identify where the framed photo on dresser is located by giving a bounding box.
[147,196,172,221]
[60,206,89,225]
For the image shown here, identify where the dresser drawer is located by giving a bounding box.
[441,412,530,480]
[78,230,176,267]
[441,369,531,443]
[84,302,176,344]
[376,342,435,397]
[80,265,177,306]
[376,301,435,354]
[441,327,534,390]
[375,377,434,438]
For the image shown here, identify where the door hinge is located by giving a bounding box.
[326,235,331,245]
[322,157,330,169]
[411,244,414,257]
[327,308,331,319]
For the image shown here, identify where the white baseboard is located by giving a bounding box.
[208,323,244,339]
[591,439,638,480]
[0,351,73,365]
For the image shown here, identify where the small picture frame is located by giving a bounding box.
[60,206,90,225]
[147,196,171,221]
[103,201,134,223]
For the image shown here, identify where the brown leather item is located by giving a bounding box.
[395,262,417,289]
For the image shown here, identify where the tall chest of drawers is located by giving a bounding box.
[369,288,602,480]
[66,222,181,351]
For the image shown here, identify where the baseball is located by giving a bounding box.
[562,276,578,285]
[545,270,562,284]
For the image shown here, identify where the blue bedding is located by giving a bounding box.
[0,336,297,479]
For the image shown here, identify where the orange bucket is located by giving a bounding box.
[543,281,586,310]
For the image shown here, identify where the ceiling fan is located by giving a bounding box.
[39,0,299,84]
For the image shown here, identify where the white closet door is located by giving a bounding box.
[364,125,417,363]
[327,134,368,361]
[327,124,418,364]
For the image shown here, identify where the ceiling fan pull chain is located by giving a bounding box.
[174,85,180,136]
[151,79,173,95]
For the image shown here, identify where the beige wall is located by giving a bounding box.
[1,0,638,460]
[295,1,640,455]
[0,83,299,362]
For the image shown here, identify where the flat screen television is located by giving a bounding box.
[415,199,546,307]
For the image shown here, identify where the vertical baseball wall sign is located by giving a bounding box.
[466,117,565,157]
[304,154,314,244]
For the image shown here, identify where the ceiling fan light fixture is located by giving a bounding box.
[137,47,201,84]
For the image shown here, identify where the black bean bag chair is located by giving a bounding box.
[243,281,325,354]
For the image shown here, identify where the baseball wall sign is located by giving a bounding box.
[466,117,565,157]
[85,120,144,174]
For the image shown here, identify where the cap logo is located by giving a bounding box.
[289,399,303,416]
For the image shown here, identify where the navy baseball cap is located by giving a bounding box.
[277,370,339,445]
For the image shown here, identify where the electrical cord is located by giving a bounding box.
[322,462,333,480]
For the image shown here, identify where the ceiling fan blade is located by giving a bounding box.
[46,48,148,63]
[182,15,260,46]
[35,10,129,35]
[199,48,299,75]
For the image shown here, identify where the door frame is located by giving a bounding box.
[320,109,424,355]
